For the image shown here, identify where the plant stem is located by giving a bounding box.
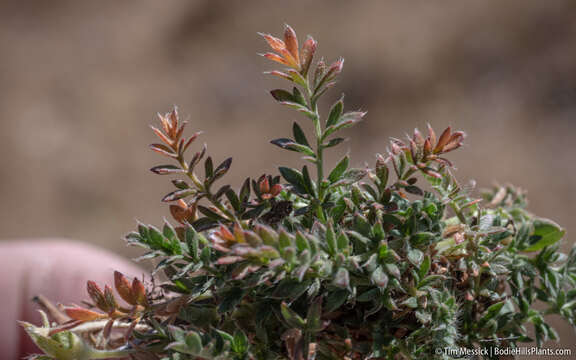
[177,155,237,222]
[304,79,327,222]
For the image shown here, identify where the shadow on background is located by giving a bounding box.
[1,0,575,355]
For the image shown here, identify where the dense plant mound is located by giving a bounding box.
[22,25,575,360]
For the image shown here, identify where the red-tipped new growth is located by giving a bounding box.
[261,25,318,79]
[260,25,300,69]
[149,107,202,162]
[87,281,112,313]
[387,125,466,178]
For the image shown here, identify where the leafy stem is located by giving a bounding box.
[175,154,237,222]
[262,26,363,224]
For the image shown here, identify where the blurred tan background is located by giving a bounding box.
[1,0,575,353]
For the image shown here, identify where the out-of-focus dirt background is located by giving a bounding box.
[1,0,575,353]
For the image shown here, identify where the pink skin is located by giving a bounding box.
[0,240,143,359]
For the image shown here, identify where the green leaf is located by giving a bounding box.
[292,87,307,106]
[324,137,345,148]
[292,122,310,147]
[172,179,190,190]
[197,205,226,221]
[272,279,310,300]
[336,232,350,252]
[371,266,389,289]
[301,165,315,195]
[280,302,306,329]
[324,289,349,313]
[325,222,337,256]
[279,167,308,194]
[150,164,185,175]
[270,89,294,102]
[162,189,195,202]
[225,189,241,212]
[185,226,199,260]
[480,301,505,323]
[306,297,324,332]
[410,232,435,246]
[295,232,310,252]
[384,263,401,279]
[328,156,349,183]
[218,287,244,313]
[215,329,234,344]
[232,330,249,354]
[375,157,388,188]
[326,97,344,127]
[522,218,565,252]
[270,138,315,156]
[407,249,424,267]
[401,297,418,309]
[419,256,431,279]
[184,332,203,354]
[404,185,423,196]
[204,156,214,179]
[211,157,232,182]
[324,111,366,138]
[280,101,317,120]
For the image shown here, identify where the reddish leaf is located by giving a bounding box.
[64,307,106,322]
[283,25,299,62]
[114,271,135,306]
[131,278,148,307]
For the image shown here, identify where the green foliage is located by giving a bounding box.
[24,25,576,360]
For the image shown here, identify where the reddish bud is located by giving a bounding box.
[259,176,271,194]
[314,60,326,85]
[131,278,148,308]
[87,281,109,312]
[114,271,135,306]
[103,285,117,313]
[434,127,452,153]
[324,58,344,81]
[423,139,432,157]
[409,139,419,163]
[413,128,425,146]
[427,123,437,146]
[301,36,317,75]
